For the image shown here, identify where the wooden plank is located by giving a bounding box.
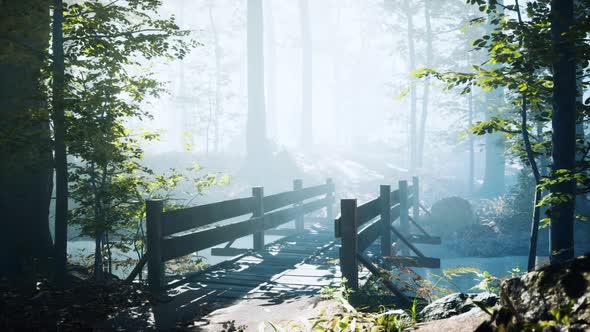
[420,203,432,216]
[357,196,381,226]
[399,180,409,256]
[380,185,392,257]
[390,224,425,258]
[390,204,401,221]
[408,215,432,238]
[357,218,381,253]
[382,256,440,268]
[391,189,400,205]
[125,251,148,283]
[264,190,298,212]
[294,180,304,232]
[412,177,420,226]
[161,197,256,236]
[253,187,265,250]
[192,276,264,288]
[408,234,441,245]
[265,228,296,236]
[164,197,331,261]
[326,178,335,221]
[146,200,165,293]
[161,218,261,261]
[298,183,330,201]
[210,247,250,257]
[265,206,300,228]
[356,252,411,305]
[300,197,330,214]
[340,199,359,289]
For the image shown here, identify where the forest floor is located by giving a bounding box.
[0,266,151,331]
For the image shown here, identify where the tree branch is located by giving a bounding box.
[63,29,171,42]
[0,34,51,60]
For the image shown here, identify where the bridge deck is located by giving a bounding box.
[135,219,369,330]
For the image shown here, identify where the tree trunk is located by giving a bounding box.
[299,0,312,149]
[331,4,344,145]
[264,0,277,142]
[209,0,222,152]
[52,0,69,286]
[521,96,542,272]
[468,82,475,195]
[0,0,54,280]
[405,0,418,174]
[246,0,267,160]
[480,0,506,196]
[417,0,432,169]
[549,0,576,264]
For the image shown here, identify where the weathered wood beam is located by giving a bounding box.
[210,247,250,257]
[357,196,381,227]
[390,224,425,258]
[161,196,256,236]
[382,255,440,268]
[356,252,411,305]
[357,218,381,252]
[408,234,441,245]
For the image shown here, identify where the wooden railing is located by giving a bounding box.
[334,176,440,300]
[145,178,335,292]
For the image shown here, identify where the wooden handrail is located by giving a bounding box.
[356,252,411,305]
[146,179,336,293]
[337,177,441,297]
[419,203,432,216]
[408,215,431,238]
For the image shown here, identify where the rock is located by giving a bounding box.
[479,254,590,331]
[420,292,499,321]
[427,197,476,236]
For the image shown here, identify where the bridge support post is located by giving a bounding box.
[294,179,304,232]
[340,199,358,290]
[253,187,265,250]
[399,180,410,256]
[146,200,165,293]
[326,178,334,221]
[412,176,420,224]
[380,185,392,256]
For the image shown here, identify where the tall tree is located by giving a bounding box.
[549,0,576,263]
[208,0,222,152]
[264,0,277,141]
[0,0,54,280]
[246,0,267,160]
[51,0,68,286]
[417,0,432,168]
[299,0,313,149]
[405,0,418,174]
[480,1,506,196]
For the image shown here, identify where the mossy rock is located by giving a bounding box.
[479,255,590,331]
[427,196,476,236]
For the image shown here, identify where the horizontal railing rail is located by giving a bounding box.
[337,177,441,294]
[146,178,335,293]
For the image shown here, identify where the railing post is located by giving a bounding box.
[253,187,265,250]
[146,200,164,293]
[294,179,304,232]
[412,176,420,224]
[326,178,334,221]
[340,199,358,290]
[380,185,392,257]
[399,180,410,256]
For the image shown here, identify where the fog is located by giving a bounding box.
[114,0,514,208]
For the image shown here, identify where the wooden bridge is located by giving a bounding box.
[127,177,440,329]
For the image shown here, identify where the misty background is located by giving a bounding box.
[123,0,502,200]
